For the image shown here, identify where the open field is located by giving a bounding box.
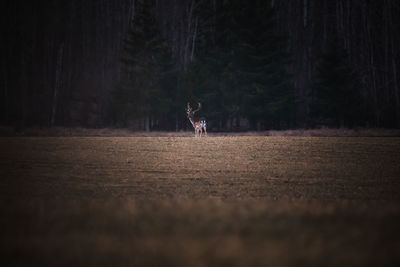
[2,126,400,137]
[1,136,400,266]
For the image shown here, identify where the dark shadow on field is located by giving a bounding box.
[1,199,400,266]
[1,198,400,266]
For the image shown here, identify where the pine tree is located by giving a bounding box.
[184,49,228,130]
[232,0,294,129]
[183,3,238,131]
[111,2,173,130]
[184,1,294,130]
[310,35,361,128]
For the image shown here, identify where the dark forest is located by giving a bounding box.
[2,0,400,131]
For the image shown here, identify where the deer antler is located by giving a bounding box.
[192,102,201,114]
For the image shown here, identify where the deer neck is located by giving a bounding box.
[188,115,195,127]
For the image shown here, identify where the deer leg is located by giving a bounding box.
[203,127,207,137]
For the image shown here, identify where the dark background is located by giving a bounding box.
[1,0,400,131]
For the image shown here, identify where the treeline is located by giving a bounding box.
[1,0,133,128]
[2,0,400,130]
[113,0,398,130]
[112,0,296,130]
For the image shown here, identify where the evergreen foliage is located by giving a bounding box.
[233,0,294,129]
[110,2,174,129]
[310,35,361,127]
[109,1,307,131]
[185,0,295,130]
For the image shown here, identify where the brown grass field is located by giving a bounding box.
[1,136,400,266]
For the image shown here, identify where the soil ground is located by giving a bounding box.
[1,136,400,266]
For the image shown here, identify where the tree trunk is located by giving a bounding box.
[2,50,8,123]
[393,57,400,127]
[51,43,64,126]
[145,114,150,132]
[19,46,26,130]
[303,0,307,28]
[175,111,179,132]
[190,16,198,61]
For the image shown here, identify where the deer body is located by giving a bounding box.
[186,103,207,137]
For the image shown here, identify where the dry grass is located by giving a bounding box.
[266,127,400,137]
[1,126,400,137]
[1,136,400,266]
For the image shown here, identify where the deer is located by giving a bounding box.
[186,102,207,137]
